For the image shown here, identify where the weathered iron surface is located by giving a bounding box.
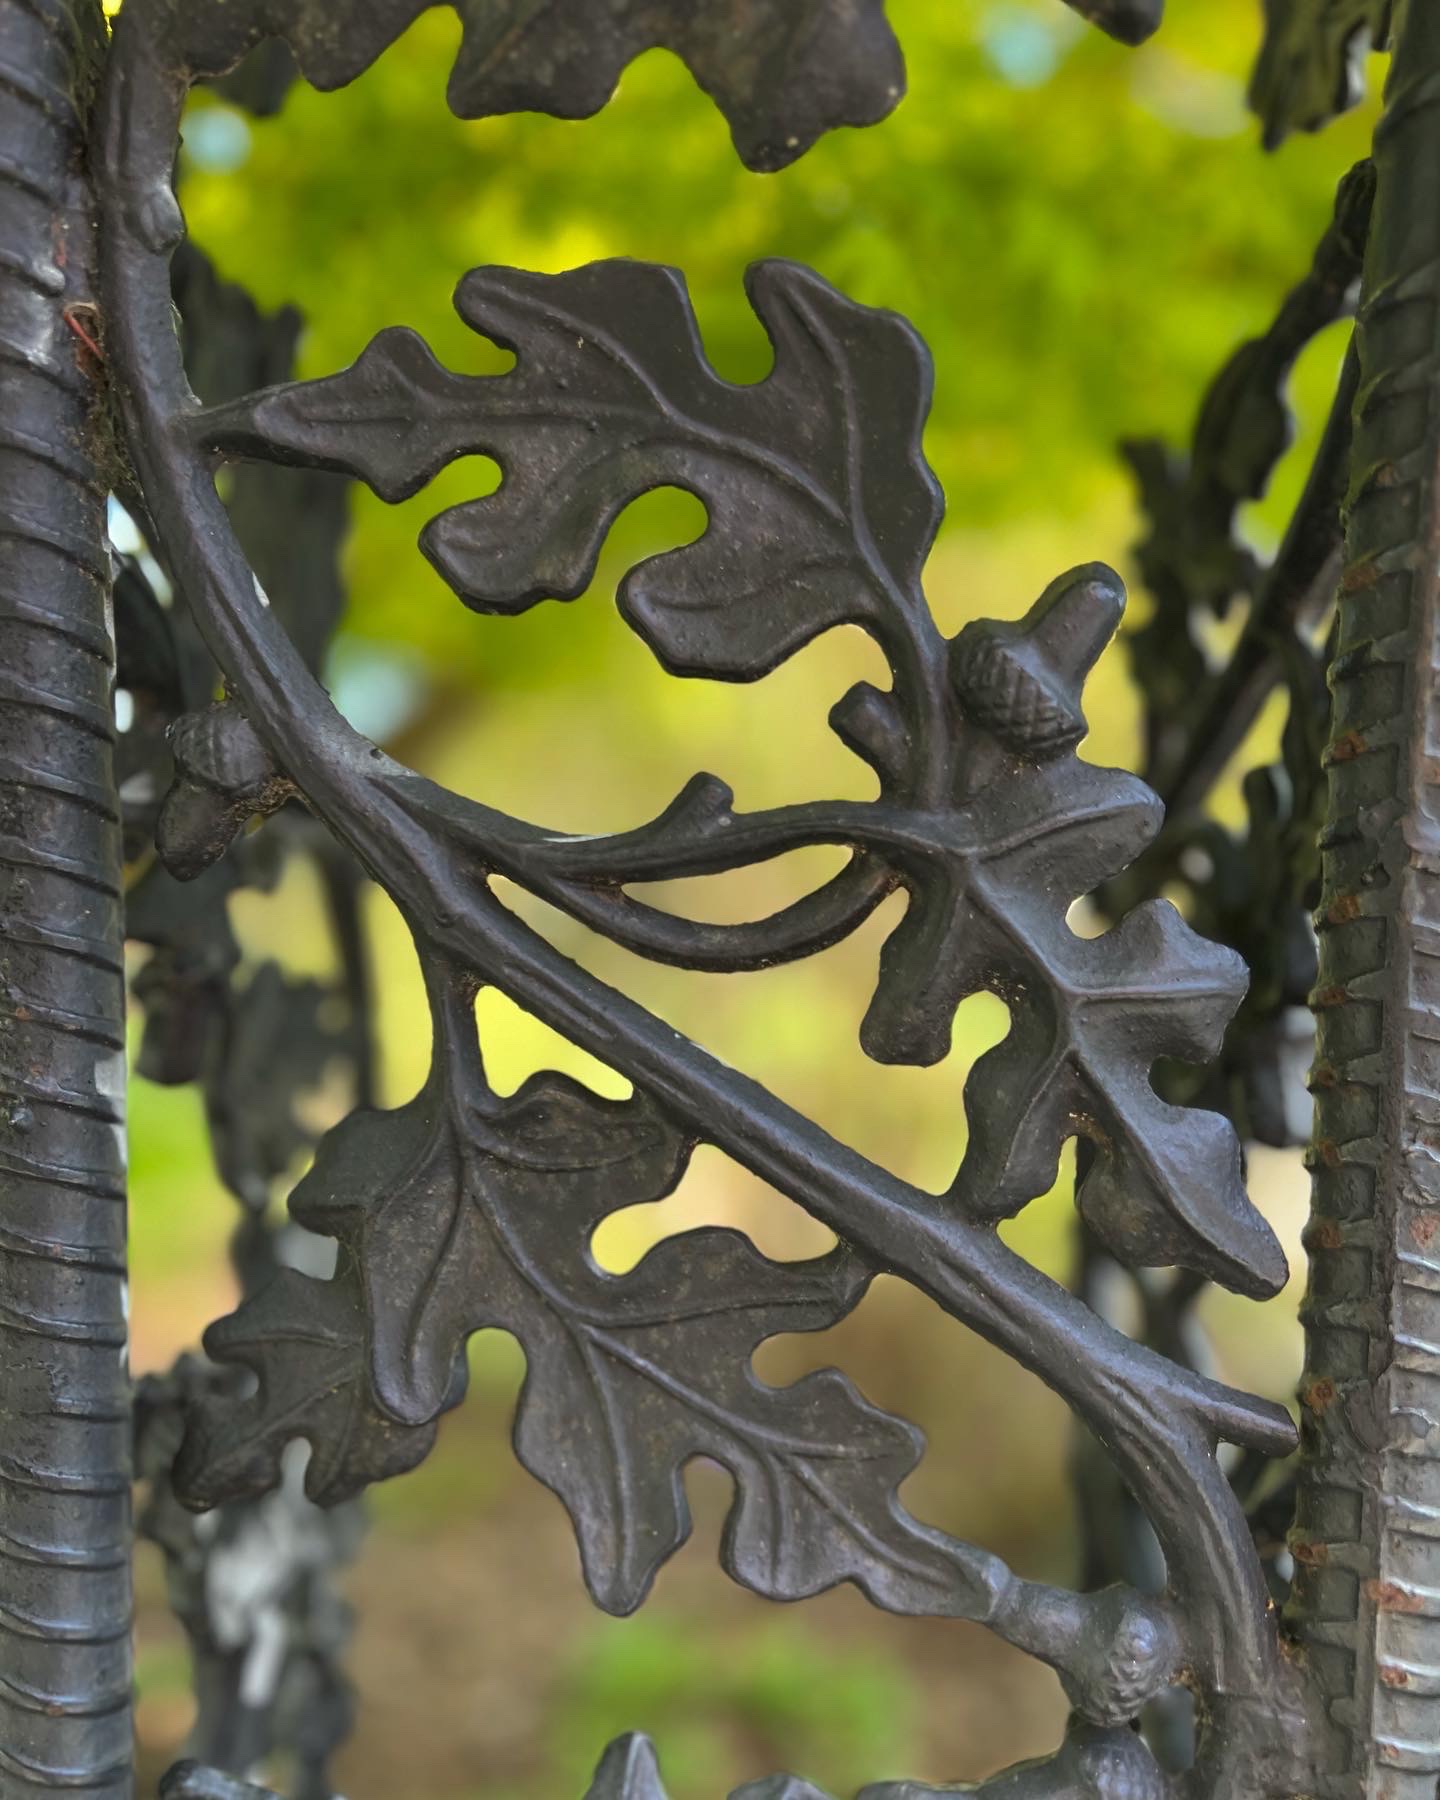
[85,2,1336,1794]
[1250,0,1391,147]
[1288,4,1440,1791]
[137,0,908,173]
[0,1,131,1794]
[0,0,1432,1794]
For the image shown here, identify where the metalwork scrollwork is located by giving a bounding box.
[87,3,1322,1795]
[3,0,1429,1793]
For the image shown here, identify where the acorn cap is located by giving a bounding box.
[949,564,1125,758]
[169,705,277,799]
[157,706,291,882]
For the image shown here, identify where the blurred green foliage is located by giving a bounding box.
[130,5,1381,1792]
[541,1616,914,1799]
[175,0,1374,693]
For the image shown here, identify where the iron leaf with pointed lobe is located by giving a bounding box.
[508,1226,983,1616]
[863,569,1161,1065]
[286,1047,696,1428]
[200,998,1018,1621]
[958,900,1286,1298]
[174,1270,441,1511]
[206,259,941,682]
[859,747,1165,1071]
[145,0,904,173]
[865,570,1285,1297]
[584,1735,669,1800]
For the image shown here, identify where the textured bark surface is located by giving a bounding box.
[0,0,130,1793]
[1290,2,1440,1795]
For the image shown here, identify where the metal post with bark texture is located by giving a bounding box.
[1290,1,1440,1794]
[0,0,129,1794]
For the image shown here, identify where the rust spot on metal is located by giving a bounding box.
[1379,1662,1410,1686]
[1341,559,1383,592]
[1311,1219,1344,1251]
[1326,893,1363,924]
[61,302,104,367]
[1312,984,1350,1009]
[1328,730,1368,763]
[1291,1536,1331,1565]
[1367,1580,1426,1614]
[1303,1377,1338,1413]
[1414,1212,1440,1248]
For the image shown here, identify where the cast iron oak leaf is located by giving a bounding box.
[285,1017,697,1430]
[199,258,942,685]
[174,1268,442,1510]
[351,558,1280,1302]
[870,571,1287,1298]
[957,898,1281,1295]
[212,989,1020,1620]
[146,0,905,172]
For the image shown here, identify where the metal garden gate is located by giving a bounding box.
[0,0,1426,1795]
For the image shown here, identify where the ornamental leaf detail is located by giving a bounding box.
[203,259,942,682]
[174,1268,441,1509]
[891,583,1284,1296]
[143,0,906,172]
[93,0,1345,1777]
[162,1720,1171,1800]
[956,901,1271,1290]
[200,252,1288,1301]
[364,565,1286,1298]
[286,998,698,1434]
[183,984,1026,1621]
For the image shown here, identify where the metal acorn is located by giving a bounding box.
[156,704,294,881]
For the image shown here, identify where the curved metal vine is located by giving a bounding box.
[87,0,1384,1795]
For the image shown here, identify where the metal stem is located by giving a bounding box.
[0,0,131,1793]
[1292,1,1440,1792]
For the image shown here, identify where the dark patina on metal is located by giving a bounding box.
[0,0,1432,1795]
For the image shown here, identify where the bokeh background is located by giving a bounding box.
[128,3,1380,1793]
